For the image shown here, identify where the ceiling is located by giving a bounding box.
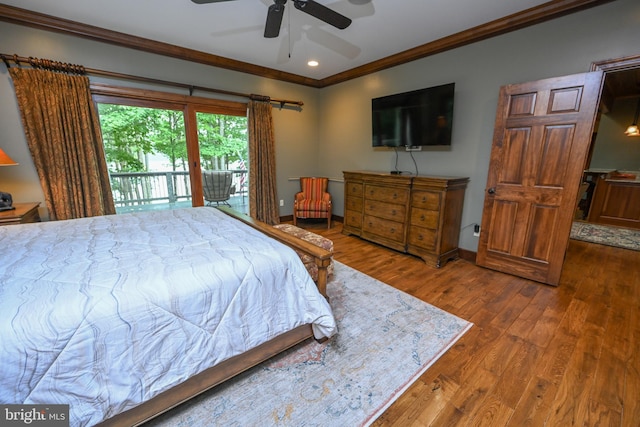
[2,0,587,82]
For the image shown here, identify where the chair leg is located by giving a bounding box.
[327,215,331,229]
[293,214,297,226]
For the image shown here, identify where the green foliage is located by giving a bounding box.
[97,103,248,173]
[197,112,248,170]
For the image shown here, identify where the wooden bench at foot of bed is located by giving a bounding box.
[273,223,334,283]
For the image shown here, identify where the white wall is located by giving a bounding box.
[1,0,639,252]
[317,0,640,251]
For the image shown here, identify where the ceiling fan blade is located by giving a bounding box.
[264,1,286,38]
[191,0,235,4]
[293,0,351,30]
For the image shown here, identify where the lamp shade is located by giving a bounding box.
[625,124,640,137]
[625,97,640,137]
[0,148,18,166]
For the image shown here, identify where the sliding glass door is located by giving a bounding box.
[194,111,248,212]
[97,103,192,213]
[93,86,249,214]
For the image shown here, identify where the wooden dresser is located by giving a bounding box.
[343,171,469,267]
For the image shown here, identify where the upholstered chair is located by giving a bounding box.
[294,177,332,229]
[202,170,235,206]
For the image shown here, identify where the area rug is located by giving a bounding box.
[147,261,472,427]
[570,222,640,251]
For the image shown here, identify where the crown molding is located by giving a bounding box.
[0,0,615,89]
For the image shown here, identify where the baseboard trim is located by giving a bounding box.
[458,248,477,264]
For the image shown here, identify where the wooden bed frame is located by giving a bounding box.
[97,207,333,426]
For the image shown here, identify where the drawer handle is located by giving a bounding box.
[393,193,397,199]
[420,214,425,221]
[391,210,396,215]
[418,234,423,240]
[390,228,395,233]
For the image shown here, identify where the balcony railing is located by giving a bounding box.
[109,170,247,212]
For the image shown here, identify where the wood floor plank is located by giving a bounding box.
[386,374,460,427]
[538,322,602,426]
[491,340,542,410]
[506,375,557,426]
[298,221,640,426]
[536,329,578,385]
[445,364,498,425]
[466,394,514,427]
[621,308,640,427]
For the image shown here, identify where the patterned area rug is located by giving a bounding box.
[571,222,640,251]
[147,261,472,427]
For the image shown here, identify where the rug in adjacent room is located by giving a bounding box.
[148,261,472,427]
[570,222,640,251]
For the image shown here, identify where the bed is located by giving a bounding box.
[0,206,337,426]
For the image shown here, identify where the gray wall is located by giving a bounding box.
[1,0,639,252]
[317,0,640,251]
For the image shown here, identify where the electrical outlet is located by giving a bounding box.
[279,199,284,207]
[473,224,480,237]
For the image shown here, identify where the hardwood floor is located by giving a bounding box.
[298,219,640,427]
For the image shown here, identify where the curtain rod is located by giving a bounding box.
[0,53,304,108]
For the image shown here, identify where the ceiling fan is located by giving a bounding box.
[191,0,352,38]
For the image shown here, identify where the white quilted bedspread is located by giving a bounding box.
[0,207,336,426]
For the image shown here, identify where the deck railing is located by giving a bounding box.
[109,170,247,208]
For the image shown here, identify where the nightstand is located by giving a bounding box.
[0,202,41,226]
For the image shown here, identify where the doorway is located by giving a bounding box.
[476,54,640,285]
[574,56,640,233]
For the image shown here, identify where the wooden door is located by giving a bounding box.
[476,71,603,285]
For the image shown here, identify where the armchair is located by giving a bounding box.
[202,170,235,206]
[294,177,332,229]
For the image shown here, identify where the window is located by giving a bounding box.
[92,84,248,213]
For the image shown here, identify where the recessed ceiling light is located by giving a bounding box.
[307,60,319,67]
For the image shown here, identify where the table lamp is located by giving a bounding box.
[0,148,18,211]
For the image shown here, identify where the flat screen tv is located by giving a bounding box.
[372,83,455,148]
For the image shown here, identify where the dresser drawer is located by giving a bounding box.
[346,182,363,197]
[363,215,405,244]
[346,197,363,212]
[410,207,439,229]
[365,184,409,204]
[408,226,437,250]
[344,209,363,228]
[365,200,406,222]
[412,191,440,210]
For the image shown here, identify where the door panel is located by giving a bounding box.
[477,71,603,285]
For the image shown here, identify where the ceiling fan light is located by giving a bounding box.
[307,60,319,67]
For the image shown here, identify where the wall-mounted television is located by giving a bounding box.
[372,82,455,149]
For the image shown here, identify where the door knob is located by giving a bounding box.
[487,187,496,195]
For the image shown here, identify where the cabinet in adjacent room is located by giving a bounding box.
[343,171,469,267]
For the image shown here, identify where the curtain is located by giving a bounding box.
[247,96,280,225]
[9,64,115,220]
